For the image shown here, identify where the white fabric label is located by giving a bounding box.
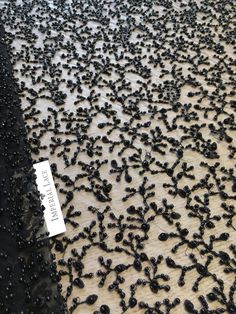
[33,160,66,237]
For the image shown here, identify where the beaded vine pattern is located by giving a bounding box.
[1,0,236,313]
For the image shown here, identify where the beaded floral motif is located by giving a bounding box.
[1,0,236,313]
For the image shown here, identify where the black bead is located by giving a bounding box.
[86,294,98,305]
[184,300,195,313]
[158,233,169,241]
[100,304,110,314]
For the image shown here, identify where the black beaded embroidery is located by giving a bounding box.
[0,22,64,313]
[0,0,236,313]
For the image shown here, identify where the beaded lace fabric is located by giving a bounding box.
[0,20,64,314]
[1,0,236,313]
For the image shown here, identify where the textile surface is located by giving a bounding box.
[0,0,236,313]
[0,18,64,314]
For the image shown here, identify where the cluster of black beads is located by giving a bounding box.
[1,0,236,313]
[0,22,65,313]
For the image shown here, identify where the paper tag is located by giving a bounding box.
[33,160,66,237]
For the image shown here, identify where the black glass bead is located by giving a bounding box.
[196,264,207,276]
[73,278,84,289]
[184,300,195,313]
[207,293,217,301]
[141,223,150,232]
[86,294,98,305]
[133,259,142,272]
[115,232,123,242]
[100,304,110,314]
[227,303,236,313]
[129,297,137,308]
[150,281,159,293]
[158,233,169,241]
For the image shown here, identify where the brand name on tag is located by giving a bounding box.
[41,169,60,222]
[33,160,66,237]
